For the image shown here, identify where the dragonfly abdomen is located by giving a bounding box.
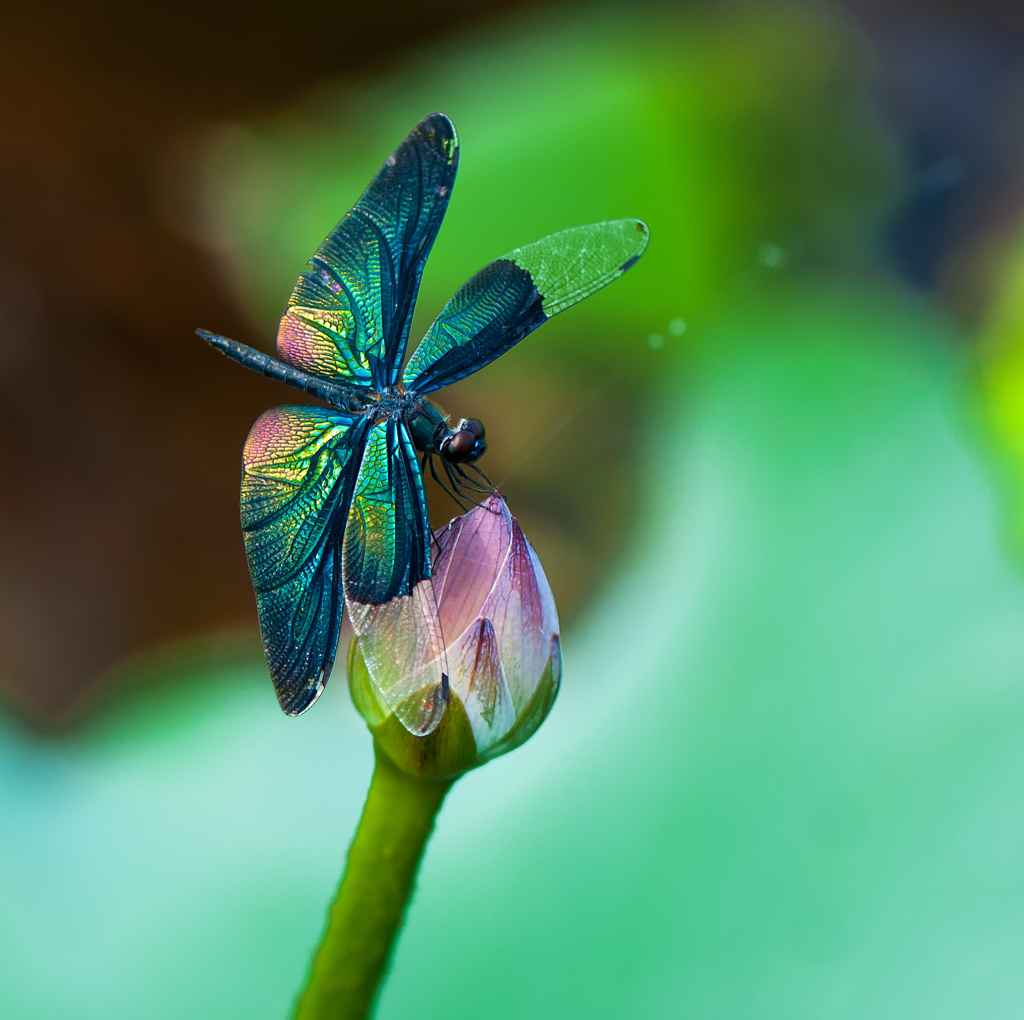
[196,330,365,412]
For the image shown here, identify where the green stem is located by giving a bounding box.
[292,745,453,1020]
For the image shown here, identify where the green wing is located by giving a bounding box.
[402,218,649,393]
[240,405,368,714]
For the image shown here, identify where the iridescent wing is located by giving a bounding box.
[342,418,431,604]
[402,219,649,393]
[277,113,459,389]
[241,405,370,715]
[343,419,448,735]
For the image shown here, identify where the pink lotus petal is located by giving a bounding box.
[449,618,515,751]
[442,496,558,735]
[433,493,513,645]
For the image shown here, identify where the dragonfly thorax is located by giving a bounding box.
[367,385,421,421]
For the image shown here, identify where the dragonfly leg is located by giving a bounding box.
[464,461,498,493]
[444,462,491,508]
[427,453,474,513]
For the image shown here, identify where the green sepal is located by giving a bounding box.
[348,638,479,780]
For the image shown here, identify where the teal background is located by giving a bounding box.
[3,2,1024,1017]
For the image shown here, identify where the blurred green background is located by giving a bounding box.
[4,0,1024,1017]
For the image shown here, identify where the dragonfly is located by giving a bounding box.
[199,112,648,734]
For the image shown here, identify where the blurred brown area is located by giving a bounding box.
[0,0,538,726]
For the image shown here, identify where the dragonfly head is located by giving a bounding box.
[440,418,487,464]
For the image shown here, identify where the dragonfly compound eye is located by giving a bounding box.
[457,418,487,462]
[441,418,488,463]
[440,428,477,463]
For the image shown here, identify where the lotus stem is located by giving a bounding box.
[292,745,453,1020]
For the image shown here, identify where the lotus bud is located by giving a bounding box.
[349,493,561,779]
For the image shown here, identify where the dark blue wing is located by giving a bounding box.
[277,113,459,389]
[240,404,370,714]
[403,219,649,393]
[343,418,449,736]
[341,418,432,605]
